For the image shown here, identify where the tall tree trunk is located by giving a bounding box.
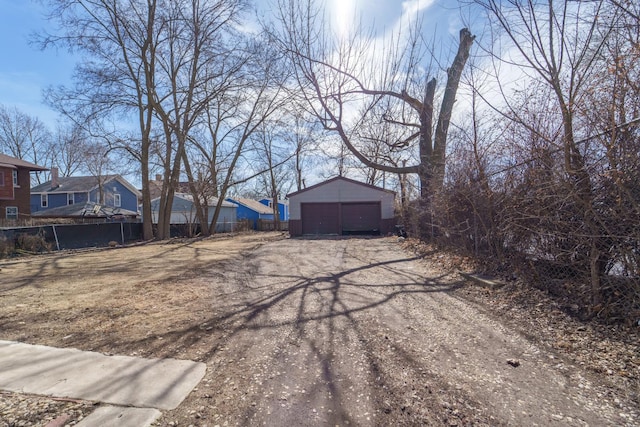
[181,149,209,236]
[418,78,436,198]
[431,28,476,191]
[209,138,247,235]
[141,142,154,240]
[270,170,281,230]
[559,97,602,307]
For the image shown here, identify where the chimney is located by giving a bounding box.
[51,167,59,189]
[155,174,162,182]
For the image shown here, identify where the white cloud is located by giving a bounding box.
[330,0,357,39]
[402,0,434,16]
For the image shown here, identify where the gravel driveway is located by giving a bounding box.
[1,234,635,426]
[170,236,631,426]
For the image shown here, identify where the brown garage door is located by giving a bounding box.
[341,202,381,235]
[301,203,340,235]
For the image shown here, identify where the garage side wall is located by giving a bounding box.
[289,179,395,236]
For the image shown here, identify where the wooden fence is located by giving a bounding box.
[257,219,289,231]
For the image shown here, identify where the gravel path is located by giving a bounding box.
[1,235,636,426]
[158,237,634,426]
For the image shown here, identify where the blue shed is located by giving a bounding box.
[258,198,289,221]
[226,197,274,230]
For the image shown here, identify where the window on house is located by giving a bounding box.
[12,170,18,186]
[41,194,48,208]
[0,172,4,187]
[68,193,74,205]
[114,193,121,207]
[6,206,18,220]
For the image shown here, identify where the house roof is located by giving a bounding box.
[31,175,141,197]
[227,197,273,214]
[147,178,218,201]
[31,202,138,218]
[259,197,289,206]
[287,176,395,198]
[0,153,48,171]
[148,179,190,200]
[150,193,237,210]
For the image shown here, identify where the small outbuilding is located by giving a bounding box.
[287,176,395,237]
[258,198,289,222]
[226,197,274,230]
[149,193,237,232]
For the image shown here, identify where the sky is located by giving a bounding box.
[0,0,473,130]
[0,1,77,126]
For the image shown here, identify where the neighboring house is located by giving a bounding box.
[148,193,237,232]
[287,176,396,237]
[30,171,141,216]
[147,174,217,200]
[0,153,48,221]
[148,174,189,200]
[226,197,274,230]
[31,201,138,222]
[258,198,289,222]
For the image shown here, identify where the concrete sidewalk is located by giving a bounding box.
[0,340,206,426]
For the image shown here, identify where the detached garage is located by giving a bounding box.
[287,176,395,237]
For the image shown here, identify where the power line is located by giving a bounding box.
[486,116,640,178]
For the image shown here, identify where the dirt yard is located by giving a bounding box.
[0,232,638,426]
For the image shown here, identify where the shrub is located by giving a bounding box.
[0,235,14,258]
[15,232,52,253]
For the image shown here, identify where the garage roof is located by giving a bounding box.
[287,176,395,198]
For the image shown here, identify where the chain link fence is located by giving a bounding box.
[0,222,143,255]
[403,128,640,324]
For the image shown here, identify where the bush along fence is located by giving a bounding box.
[257,219,289,232]
[399,132,640,325]
[165,220,237,238]
[0,222,143,256]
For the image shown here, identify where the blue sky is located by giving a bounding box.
[0,1,77,126]
[0,0,471,129]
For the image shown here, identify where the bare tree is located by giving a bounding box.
[270,0,475,198]
[578,0,640,280]
[41,0,166,240]
[81,140,114,204]
[52,124,88,177]
[41,0,247,240]
[181,36,292,235]
[0,105,52,184]
[148,0,246,239]
[285,109,321,191]
[250,121,297,229]
[472,0,623,306]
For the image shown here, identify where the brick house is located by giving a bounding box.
[0,153,48,221]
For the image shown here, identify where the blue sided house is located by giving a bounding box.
[225,197,274,230]
[258,198,289,222]
[30,172,141,217]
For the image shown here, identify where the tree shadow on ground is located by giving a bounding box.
[114,239,467,424]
